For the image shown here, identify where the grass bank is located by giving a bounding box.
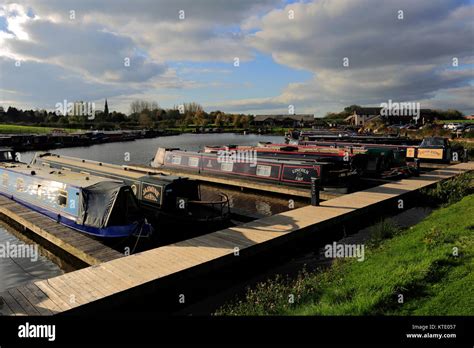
[217,176,474,316]
[0,124,77,134]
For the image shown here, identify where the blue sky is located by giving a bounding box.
[0,0,473,116]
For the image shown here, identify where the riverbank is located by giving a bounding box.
[0,125,178,152]
[0,124,77,134]
[216,174,474,316]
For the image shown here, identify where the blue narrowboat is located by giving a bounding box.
[0,158,152,238]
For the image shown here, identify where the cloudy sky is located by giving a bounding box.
[0,0,473,116]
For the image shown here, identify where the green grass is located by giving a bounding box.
[216,194,474,316]
[452,140,474,157]
[0,124,77,134]
[436,119,474,124]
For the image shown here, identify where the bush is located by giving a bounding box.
[215,269,319,316]
[368,219,401,246]
[420,172,473,206]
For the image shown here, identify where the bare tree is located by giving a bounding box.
[130,100,160,114]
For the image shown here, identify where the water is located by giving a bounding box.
[0,224,64,293]
[20,133,284,164]
[20,133,304,216]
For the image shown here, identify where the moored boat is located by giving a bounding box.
[151,147,357,188]
[204,143,414,178]
[0,160,152,238]
[406,137,466,163]
[31,153,231,226]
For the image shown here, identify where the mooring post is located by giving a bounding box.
[414,158,420,176]
[464,148,468,163]
[311,177,320,206]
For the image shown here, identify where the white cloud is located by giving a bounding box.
[229,0,474,114]
[1,0,473,115]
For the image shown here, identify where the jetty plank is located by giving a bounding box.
[0,195,123,267]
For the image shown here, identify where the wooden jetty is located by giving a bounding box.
[0,195,123,268]
[0,162,472,316]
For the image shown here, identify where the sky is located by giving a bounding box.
[0,0,473,116]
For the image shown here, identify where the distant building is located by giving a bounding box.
[464,115,474,120]
[104,99,109,116]
[252,114,315,127]
[344,107,382,126]
[344,107,435,126]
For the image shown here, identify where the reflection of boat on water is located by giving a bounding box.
[31,153,231,228]
[0,148,152,238]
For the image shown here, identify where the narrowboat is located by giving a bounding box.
[203,143,413,178]
[0,160,153,238]
[31,153,231,225]
[406,137,466,163]
[286,130,420,146]
[151,147,357,188]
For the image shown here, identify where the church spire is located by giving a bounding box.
[104,99,109,116]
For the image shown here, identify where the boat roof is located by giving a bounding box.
[0,162,120,187]
[35,153,185,183]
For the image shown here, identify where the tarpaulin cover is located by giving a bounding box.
[78,181,124,228]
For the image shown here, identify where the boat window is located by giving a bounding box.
[421,137,445,147]
[188,157,200,167]
[171,155,182,165]
[0,151,13,161]
[221,162,233,172]
[57,189,68,207]
[256,165,272,177]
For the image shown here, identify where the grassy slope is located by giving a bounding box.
[217,194,474,316]
[0,124,77,134]
[436,120,474,124]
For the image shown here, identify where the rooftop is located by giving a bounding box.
[0,162,120,188]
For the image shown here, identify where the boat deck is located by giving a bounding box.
[0,162,472,315]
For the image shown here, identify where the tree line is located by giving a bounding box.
[0,101,253,130]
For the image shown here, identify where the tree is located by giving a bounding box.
[214,113,223,127]
[130,100,160,114]
[344,105,362,114]
[194,109,207,126]
[138,113,153,128]
[241,115,251,128]
[232,114,242,127]
[183,102,204,115]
